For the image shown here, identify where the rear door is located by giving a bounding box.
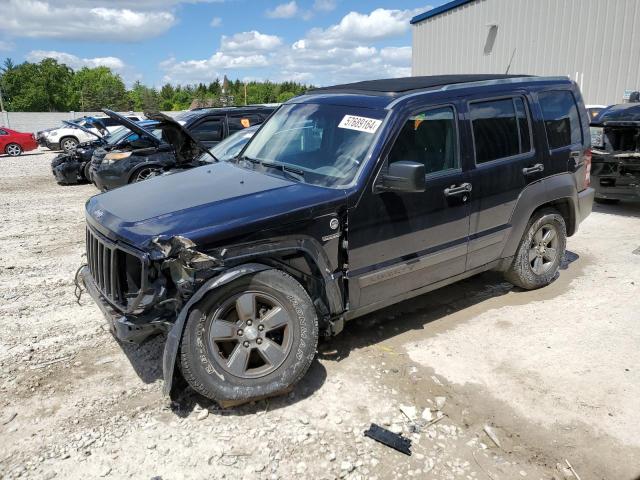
[228,113,263,136]
[465,93,541,270]
[189,116,224,147]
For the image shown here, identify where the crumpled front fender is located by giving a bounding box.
[162,262,271,396]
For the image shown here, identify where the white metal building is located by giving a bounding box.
[411,0,640,105]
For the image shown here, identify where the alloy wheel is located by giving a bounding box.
[6,144,22,156]
[62,139,77,151]
[206,291,293,379]
[135,168,161,182]
[529,224,559,275]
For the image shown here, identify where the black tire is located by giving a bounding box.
[5,143,22,156]
[83,162,92,182]
[180,269,319,403]
[504,208,567,290]
[60,137,78,153]
[594,197,620,204]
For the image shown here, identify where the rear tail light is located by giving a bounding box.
[584,148,592,188]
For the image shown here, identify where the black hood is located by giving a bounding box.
[85,162,346,251]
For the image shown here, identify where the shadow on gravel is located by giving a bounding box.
[118,330,328,417]
[169,359,327,418]
[593,200,640,219]
[319,251,581,364]
[119,334,165,383]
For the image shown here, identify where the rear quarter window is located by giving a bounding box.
[538,91,582,149]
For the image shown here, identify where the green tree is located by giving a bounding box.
[1,58,74,111]
[72,67,127,111]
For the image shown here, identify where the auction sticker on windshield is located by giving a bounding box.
[338,115,382,134]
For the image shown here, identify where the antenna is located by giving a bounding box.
[505,48,516,74]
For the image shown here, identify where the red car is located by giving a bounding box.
[0,127,38,156]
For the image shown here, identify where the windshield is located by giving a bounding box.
[202,126,257,163]
[106,126,131,145]
[241,103,386,187]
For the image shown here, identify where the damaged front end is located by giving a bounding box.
[79,229,224,344]
[52,152,85,184]
[591,122,640,200]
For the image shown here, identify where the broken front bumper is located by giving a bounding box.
[79,266,170,343]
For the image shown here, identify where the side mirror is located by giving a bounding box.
[377,161,426,193]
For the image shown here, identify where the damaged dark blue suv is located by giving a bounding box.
[79,75,594,404]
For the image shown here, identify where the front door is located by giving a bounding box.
[190,117,224,147]
[347,104,471,310]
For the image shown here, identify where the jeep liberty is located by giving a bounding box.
[79,75,595,403]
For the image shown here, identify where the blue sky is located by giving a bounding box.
[0,0,446,87]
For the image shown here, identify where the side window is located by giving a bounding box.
[470,98,521,163]
[190,119,223,142]
[514,98,532,153]
[388,106,459,175]
[0,129,7,135]
[228,114,262,133]
[538,90,582,149]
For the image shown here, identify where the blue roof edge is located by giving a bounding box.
[410,0,477,24]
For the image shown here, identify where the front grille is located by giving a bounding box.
[86,227,146,311]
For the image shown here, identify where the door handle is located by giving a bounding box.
[522,163,544,176]
[444,182,472,197]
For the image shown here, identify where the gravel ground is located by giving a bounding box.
[1,149,639,479]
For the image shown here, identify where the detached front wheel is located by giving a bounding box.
[505,208,567,290]
[180,269,319,403]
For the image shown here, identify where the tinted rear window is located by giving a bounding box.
[538,91,582,149]
[470,98,520,163]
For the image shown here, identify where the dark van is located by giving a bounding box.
[79,75,594,404]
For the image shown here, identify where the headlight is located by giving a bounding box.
[103,152,132,165]
[50,131,58,137]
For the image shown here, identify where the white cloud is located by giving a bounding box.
[158,5,422,86]
[302,7,429,48]
[0,0,180,41]
[210,16,222,27]
[220,31,283,53]
[26,50,126,71]
[266,1,299,19]
[313,0,336,12]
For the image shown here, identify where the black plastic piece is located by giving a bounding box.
[363,423,412,455]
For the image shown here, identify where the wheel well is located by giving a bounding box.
[250,253,333,328]
[60,135,78,144]
[533,197,576,236]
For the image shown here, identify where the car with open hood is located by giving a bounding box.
[37,114,141,153]
[90,106,272,190]
[51,120,158,185]
[590,103,640,202]
[78,75,594,405]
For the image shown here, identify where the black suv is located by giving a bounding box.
[79,75,594,404]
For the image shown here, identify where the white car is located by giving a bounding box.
[37,115,142,152]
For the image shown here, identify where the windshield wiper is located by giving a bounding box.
[239,156,306,182]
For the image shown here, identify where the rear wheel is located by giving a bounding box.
[5,143,22,156]
[180,269,319,403]
[131,166,162,183]
[60,137,78,153]
[504,208,566,290]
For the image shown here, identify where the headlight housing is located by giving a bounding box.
[103,152,132,165]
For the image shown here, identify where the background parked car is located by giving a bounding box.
[51,120,157,185]
[203,124,258,162]
[37,114,141,153]
[90,106,274,190]
[590,103,640,203]
[0,127,37,156]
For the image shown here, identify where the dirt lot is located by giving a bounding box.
[1,150,639,480]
